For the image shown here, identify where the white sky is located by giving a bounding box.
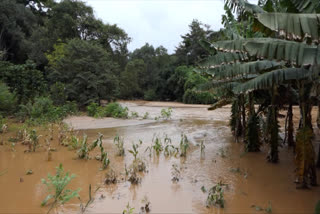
[83,0,257,53]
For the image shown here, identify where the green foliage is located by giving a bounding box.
[123,203,135,214]
[50,82,67,106]
[152,136,163,155]
[0,60,46,104]
[120,59,146,99]
[206,181,226,208]
[113,134,125,156]
[77,135,91,159]
[160,107,172,120]
[144,89,157,101]
[41,164,80,213]
[47,39,119,107]
[175,19,213,66]
[179,133,189,157]
[0,82,16,115]
[87,102,128,119]
[142,112,149,119]
[183,89,216,104]
[16,97,77,124]
[128,141,142,160]
[29,129,41,152]
[102,103,128,118]
[87,103,99,117]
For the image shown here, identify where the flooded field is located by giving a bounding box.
[0,101,319,213]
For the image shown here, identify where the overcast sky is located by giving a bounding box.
[83,0,255,54]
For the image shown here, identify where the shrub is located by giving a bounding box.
[87,102,99,117]
[0,82,16,115]
[183,89,216,104]
[16,97,78,124]
[102,102,128,118]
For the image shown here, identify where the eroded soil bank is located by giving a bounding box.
[0,101,319,213]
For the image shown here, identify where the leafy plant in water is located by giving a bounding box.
[77,135,95,159]
[123,202,135,214]
[152,136,163,155]
[160,107,172,120]
[41,164,80,214]
[114,134,125,156]
[128,140,142,160]
[179,133,189,157]
[28,129,41,152]
[130,111,139,118]
[206,181,226,208]
[163,135,178,157]
[142,112,149,119]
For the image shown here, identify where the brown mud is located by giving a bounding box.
[0,101,319,214]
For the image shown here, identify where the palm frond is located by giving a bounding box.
[256,13,320,42]
[290,0,320,13]
[204,60,281,80]
[234,67,318,93]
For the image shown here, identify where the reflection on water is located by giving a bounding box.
[0,101,319,214]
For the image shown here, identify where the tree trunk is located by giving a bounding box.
[287,104,295,149]
[317,144,320,168]
[245,92,261,152]
[296,81,317,187]
[241,94,246,139]
[267,85,279,163]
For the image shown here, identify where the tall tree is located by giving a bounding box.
[175,19,213,66]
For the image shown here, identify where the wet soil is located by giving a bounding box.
[0,101,319,214]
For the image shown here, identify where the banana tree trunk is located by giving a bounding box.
[245,92,261,152]
[267,84,279,163]
[317,145,320,168]
[241,94,246,139]
[295,81,317,187]
[287,104,295,149]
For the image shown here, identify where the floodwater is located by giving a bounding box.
[0,101,319,214]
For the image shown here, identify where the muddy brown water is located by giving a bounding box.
[0,101,319,213]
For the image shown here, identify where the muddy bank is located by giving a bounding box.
[0,101,319,214]
[64,101,230,130]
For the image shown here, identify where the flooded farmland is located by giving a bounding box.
[0,101,319,213]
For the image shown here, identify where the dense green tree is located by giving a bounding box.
[175,19,213,66]
[120,59,146,99]
[0,60,46,103]
[0,82,16,115]
[47,39,119,106]
[0,0,36,63]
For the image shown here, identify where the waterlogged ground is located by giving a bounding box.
[0,101,319,214]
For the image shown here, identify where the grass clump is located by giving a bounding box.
[41,164,80,214]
